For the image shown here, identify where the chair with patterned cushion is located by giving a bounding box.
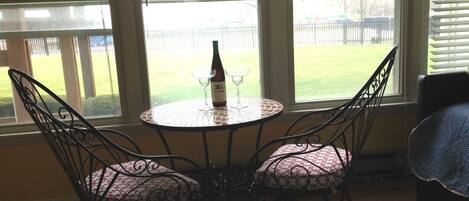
[248,45,398,201]
[8,69,206,201]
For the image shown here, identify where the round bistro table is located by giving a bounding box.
[140,97,283,200]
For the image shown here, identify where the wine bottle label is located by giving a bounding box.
[211,81,226,103]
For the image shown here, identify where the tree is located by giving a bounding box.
[336,0,350,13]
[348,0,394,17]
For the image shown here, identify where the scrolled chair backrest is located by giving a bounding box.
[250,45,398,177]
[8,69,200,201]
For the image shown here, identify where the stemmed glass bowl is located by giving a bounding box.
[225,67,250,108]
[192,69,216,111]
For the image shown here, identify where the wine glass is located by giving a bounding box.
[192,69,216,111]
[225,67,250,108]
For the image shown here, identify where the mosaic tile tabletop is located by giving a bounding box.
[140,98,283,130]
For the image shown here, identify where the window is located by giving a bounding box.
[427,0,469,74]
[293,0,397,102]
[0,1,119,125]
[140,0,401,109]
[141,0,260,105]
[0,0,405,134]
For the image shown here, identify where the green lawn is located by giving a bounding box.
[0,52,119,99]
[0,44,396,117]
[294,44,396,101]
[147,44,395,104]
[147,48,261,104]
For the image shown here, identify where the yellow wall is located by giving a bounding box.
[0,0,426,200]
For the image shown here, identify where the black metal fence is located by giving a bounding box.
[144,26,260,51]
[294,21,394,45]
[27,38,60,55]
[0,20,394,56]
[0,35,114,56]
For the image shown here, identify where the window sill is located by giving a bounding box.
[0,115,132,136]
[285,94,414,112]
[0,121,145,145]
[0,99,416,144]
[279,99,416,123]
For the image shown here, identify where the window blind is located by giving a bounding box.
[430,0,469,70]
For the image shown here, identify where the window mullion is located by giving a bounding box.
[263,0,293,110]
[0,1,127,130]
[109,0,150,123]
[421,0,430,76]
[258,0,270,98]
[394,0,404,98]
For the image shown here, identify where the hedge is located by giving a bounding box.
[0,95,121,118]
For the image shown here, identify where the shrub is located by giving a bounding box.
[0,97,14,117]
[83,95,121,117]
[0,95,121,118]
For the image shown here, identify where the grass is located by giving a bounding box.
[0,52,119,99]
[146,48,261,104]
[0,44,395,117]
[147,43,395,104]
[294,44,396,101]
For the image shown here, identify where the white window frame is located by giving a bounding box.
[0,0,411,135]
[420,0,430,76]
[261,0,408,112]
[134,0,409,112]
[0,0,140,135]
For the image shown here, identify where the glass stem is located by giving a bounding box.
[236,85,241,105]
[203,86,208,107]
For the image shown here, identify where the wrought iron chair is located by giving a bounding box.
[248,45,398,201]
[8,69,207,201]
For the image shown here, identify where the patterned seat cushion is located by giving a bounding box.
[87,160,200,201]
[255,144,351,190]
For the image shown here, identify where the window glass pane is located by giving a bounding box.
[142,0,260,105]
[294,0,396,102]
[0,67,14,124]
[0,2,119,125]
[0,3,112,32]
[428,1,469,74]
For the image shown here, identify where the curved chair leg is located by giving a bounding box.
[339,185,352,201]
[248,184,263,201]
[248,191,258,201]
[340,192,346,201]
[345,189,352,201]
[323,191,332,201]
[274,193,296,201]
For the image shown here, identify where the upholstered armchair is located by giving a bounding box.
[413,71,469,201]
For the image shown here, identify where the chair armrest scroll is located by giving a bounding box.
[92,153,207,200]
[100,148,203,177]
[284,104,344,137]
